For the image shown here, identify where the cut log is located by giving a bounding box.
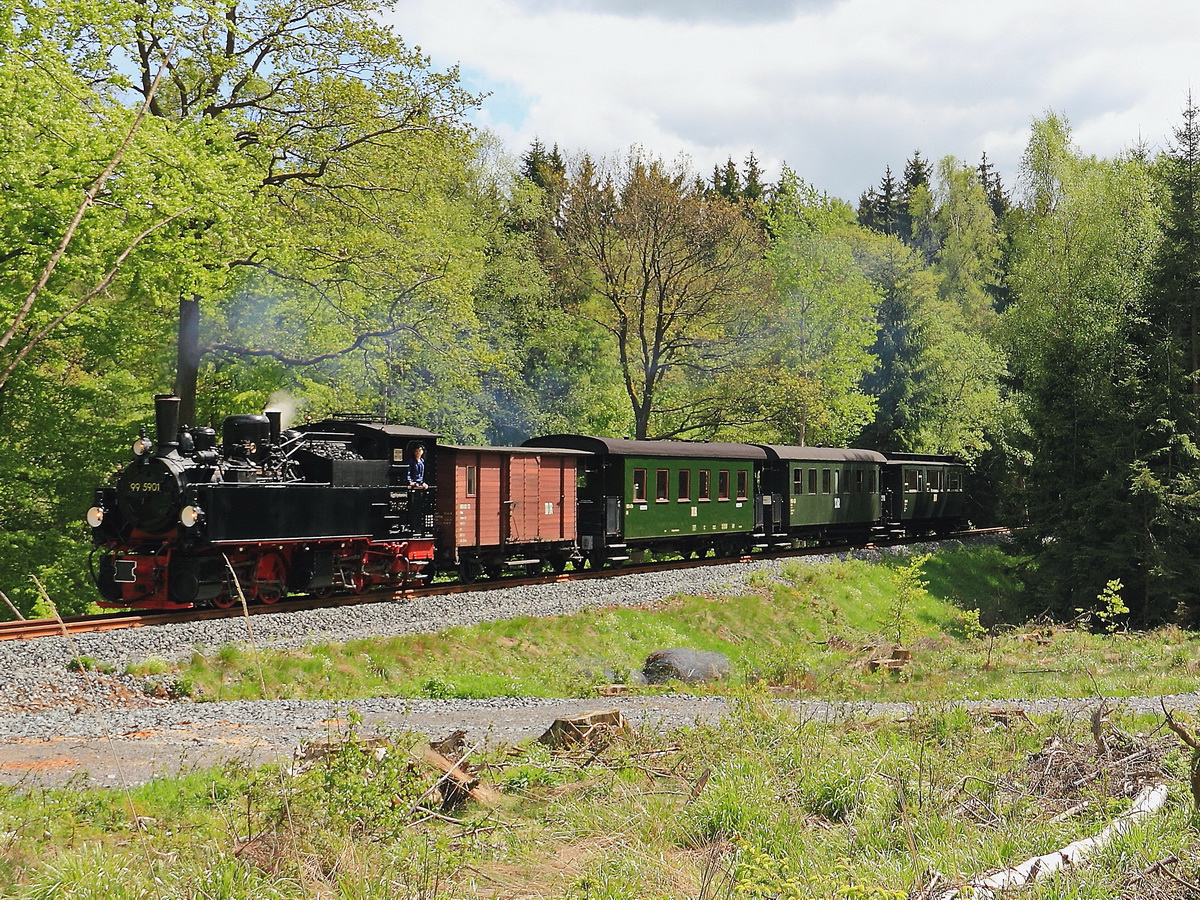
[538,709,631,749]
[418,746,502,807]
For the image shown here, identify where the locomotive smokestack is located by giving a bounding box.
[154,394,181,456]
[265,409,282,444]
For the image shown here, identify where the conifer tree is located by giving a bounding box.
[898,151,933,243]
[1127,97,1200,619]
[977,152,1010,218]
[742,151,766,203]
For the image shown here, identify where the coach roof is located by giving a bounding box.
[754,445,887,464]
[524,435,768,460]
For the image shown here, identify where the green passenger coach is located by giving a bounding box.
[522,435,768,566]
[754,445,887,544]
[881,453,969,535]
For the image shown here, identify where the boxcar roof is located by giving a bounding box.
[524,434,767,460]
[754,445,887,463]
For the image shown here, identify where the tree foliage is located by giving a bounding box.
[557,150,768,439]
[1003,112,1160,617]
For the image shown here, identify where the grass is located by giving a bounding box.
[9,543,1200,897]
[0,701,1196,898]
[146,544,1200,704]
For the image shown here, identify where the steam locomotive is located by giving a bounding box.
[86,394,968,610]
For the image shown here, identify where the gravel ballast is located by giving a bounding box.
[3,548,892,718]
[11,534,1162,788]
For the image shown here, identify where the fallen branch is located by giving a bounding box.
[1162,703,1200,806]
[414,744,502,809]
[942,784,1169,899]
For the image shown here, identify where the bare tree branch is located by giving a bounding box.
[0,209,189,393]
[0,41,175,358]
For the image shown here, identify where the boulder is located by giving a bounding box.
[642,648,732,684]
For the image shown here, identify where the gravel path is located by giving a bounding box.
[13,534,1167,789]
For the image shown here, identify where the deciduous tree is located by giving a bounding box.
[559,150,768,439]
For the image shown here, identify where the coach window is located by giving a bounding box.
[856,469,864,493]
[808,468,818,495]
[699,469,711,500]
[656,468,670,502]
[793,468,804,495]
[678,469,691,501]
[929,469,942,491]
[868,470,877,493]
[466,465,477,497]
[736,470,748,500]
[821,468,831,494]
[904,469,918,492]
[718,470,730,500]
[633,468,647,502]
[949,471,962,491]
[832,469,840,494]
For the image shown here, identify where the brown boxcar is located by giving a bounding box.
[433,444,588,579]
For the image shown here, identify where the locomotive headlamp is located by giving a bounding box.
[85,506,104,528]
[132,436,152,456]
[179,505,203,528]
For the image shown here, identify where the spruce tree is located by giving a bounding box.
[977,151,1010,218]
[875,166,900,235]
[742,151,765,203]
[899,150,933,244]
[1128,97,1200,620]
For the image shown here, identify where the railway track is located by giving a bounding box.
[0,528,1009,642]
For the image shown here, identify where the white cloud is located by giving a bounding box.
[388,0,1200,200]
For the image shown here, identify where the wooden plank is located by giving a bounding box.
[479,455,502,545]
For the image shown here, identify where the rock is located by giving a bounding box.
[642,648,731,684]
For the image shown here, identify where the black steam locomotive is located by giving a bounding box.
[87,395,436,609]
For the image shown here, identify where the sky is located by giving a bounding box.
[386,0,1200,202]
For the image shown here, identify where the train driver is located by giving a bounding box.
[408,444,428,489]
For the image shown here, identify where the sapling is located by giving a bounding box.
[883,553,930,646]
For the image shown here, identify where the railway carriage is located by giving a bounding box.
[881,452,969,535]
[522,435,769,565]
[433,444,588,580]
[755,445,887,544]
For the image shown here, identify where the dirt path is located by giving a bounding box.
[3,691,1196,787]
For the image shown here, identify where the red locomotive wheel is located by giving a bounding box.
[256,552,288,605]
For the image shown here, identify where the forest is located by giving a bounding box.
[3,0,1200,624]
